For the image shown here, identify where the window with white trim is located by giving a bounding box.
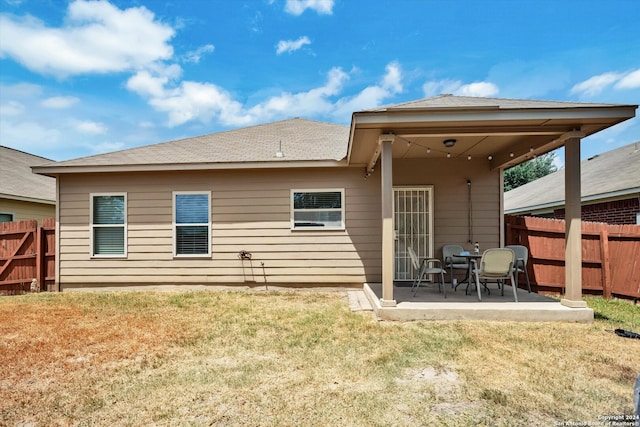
[91,194,127,257]
[291,189,345,230]
[173,192,211,256]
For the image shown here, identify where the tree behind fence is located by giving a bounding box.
[505,214,640,300]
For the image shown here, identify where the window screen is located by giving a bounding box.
[91,194,126,256]
[291,190,344,229]
[174,193,210,256]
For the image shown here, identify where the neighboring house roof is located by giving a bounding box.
[0,146,56,204]
[34,118,349,175]
[504,142,640,214]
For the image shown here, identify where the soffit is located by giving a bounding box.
[348,99,637,170]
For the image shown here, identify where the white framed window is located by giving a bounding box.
[90,193,127,257]
[291,189,345,230]
[0,212,15,223]
[173,191,211,257]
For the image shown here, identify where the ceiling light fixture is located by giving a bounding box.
[447,153,451,158]
[443,138,457,148]
[488,155,493,160]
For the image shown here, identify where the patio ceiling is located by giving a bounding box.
[347,96,637,171]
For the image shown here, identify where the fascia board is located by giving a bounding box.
[0,193,56,205]
[32,159,348,176]
[353,106,637,126]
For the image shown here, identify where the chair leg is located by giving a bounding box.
[412,265,425,297]
[412,275,421,297]
[524,266,531,293]
[474,266,482,302]
[511,272,518,302]
[441,270,446,298]
[411,273,419,295]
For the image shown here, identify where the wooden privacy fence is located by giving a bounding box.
[505,214,640,300]
[0,218,56,295]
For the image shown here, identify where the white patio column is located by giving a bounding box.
[379,134,397,306]
[561,137,587,308]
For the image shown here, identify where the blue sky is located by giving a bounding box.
[1,0,639,164]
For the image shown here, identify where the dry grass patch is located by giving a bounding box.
[1,291,638,426]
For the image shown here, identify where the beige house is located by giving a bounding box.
[1,146,56,224]
[34,95,636,319]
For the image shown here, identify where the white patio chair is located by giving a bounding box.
[472,248,517,302]
[443,244,469,290]
[408,246,446,298]
[505,245,532,293]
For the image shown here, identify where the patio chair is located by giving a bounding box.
[505,245,532,293]
[408,246,446,298]
[472,248,517,302]
[442,244,469,290]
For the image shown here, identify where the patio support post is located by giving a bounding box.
[379,134,397,306]
[561,137,587,308]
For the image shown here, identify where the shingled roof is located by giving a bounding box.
[0,146,56,203]
[504,142,640,213]
[369,94,618,111]
[35,118,349,172]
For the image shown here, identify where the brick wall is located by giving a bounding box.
[553,197,640,225]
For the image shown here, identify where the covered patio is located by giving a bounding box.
[347,95,637,322]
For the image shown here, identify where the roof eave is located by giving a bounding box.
[505,187,640,214]
[352,104,637,127]
[32,159,349,176]
[0,193,56,205]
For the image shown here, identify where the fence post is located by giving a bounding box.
[600,228,612,299]
[36,224,43,292]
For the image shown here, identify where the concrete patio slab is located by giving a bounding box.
[364,282,594,322]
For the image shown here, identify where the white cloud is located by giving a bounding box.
[0,82,43,98]
[0,101,25,116]
[276,36,311,55]
[75,120,107,134]
[149,81,249,127]
[456,82,499,97]
[248,66,348,121]
[285,0,334,15]
[570,72,621,96]
[423,79,499,97]
[333,62,403,117]
[183,44,214,63]
[615,68,640,90]
[41,96,79,109]
[0,119,62,151]
[90,141,125,153]
[0,0,174,77]
[127,62,402,128]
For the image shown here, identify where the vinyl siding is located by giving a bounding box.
[58,168,383,288]
[393,157,501,258]
[57,157,501,289]
[0,198,55,225]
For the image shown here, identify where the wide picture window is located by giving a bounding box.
[291,189,344,230]
[91,194,126,257]
[174,192,211,256]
